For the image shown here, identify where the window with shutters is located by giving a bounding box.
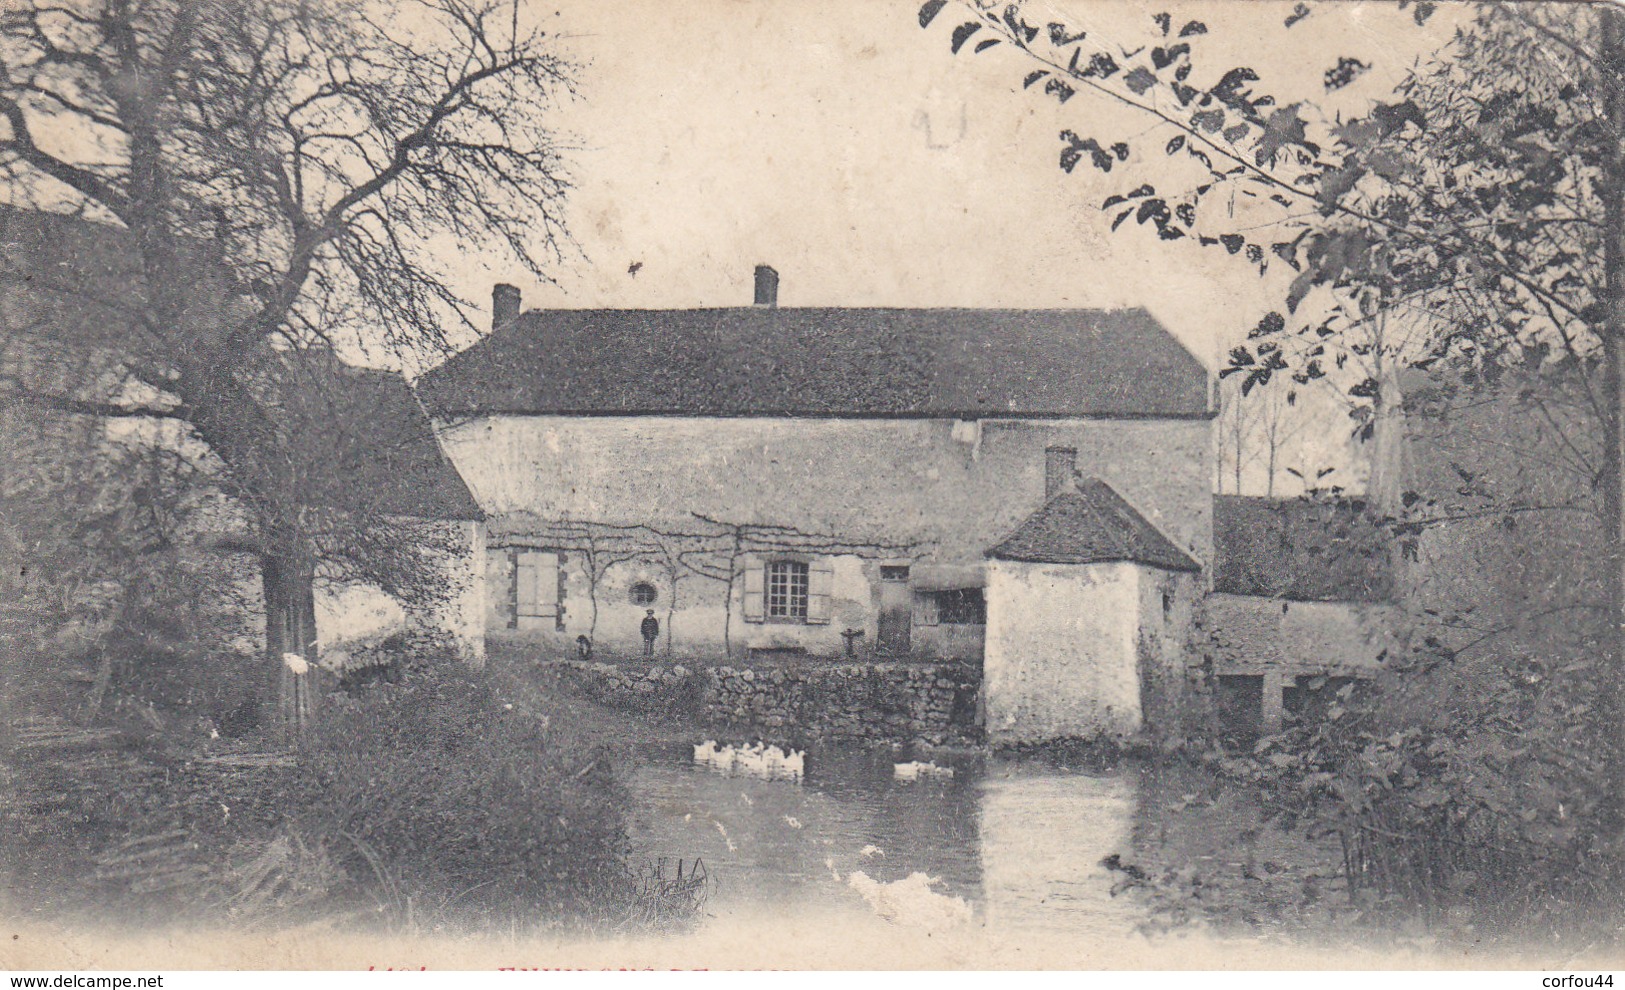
[743,555,832,624]
[766,560,809,620]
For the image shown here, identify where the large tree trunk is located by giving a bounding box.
[1364,389,1406,515]
[262,537,319,742]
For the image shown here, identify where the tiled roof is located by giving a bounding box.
[986,479,1200,571]
[415,306,1210,419]
[0,206,481,523]
[275,356,483,522]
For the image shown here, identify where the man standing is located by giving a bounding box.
[640,609,660,657]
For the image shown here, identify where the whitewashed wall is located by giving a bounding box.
[440,413,1212,659]
[983,559,1146,743]
[485,550,884,657]
[437,415,1212,564]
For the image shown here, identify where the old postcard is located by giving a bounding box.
[0,0,1621,972]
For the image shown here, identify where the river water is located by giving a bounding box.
[626,742,1160,943]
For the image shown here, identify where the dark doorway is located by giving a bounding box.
[877,566,911,656]
[1216,674,1264,740]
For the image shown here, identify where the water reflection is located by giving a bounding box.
[979,766,1138,937]
[626,743,1149,938]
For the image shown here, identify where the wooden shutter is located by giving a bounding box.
[806,558,834,625]
[487,549,517,629]
[516,551,559,619]
[741,556,765,622]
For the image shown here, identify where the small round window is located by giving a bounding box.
[629,582,658,606]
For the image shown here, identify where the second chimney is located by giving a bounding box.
[1045,446,1078,500]
[753,265,779,308]
[493,283,521,331]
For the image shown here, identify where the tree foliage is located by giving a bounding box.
[1234,647,1616,936]
[920,2,1604,445]
[920,0,1615,638]
[0,0,572,354]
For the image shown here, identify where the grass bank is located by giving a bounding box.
[1,645,706,940]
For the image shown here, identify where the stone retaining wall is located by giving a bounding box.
[1197,593,1407,673]
[553,657,981,746]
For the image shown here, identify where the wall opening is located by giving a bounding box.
[1215,674,1264,740]
[930,588,986,625]
[1283,676,1359,725]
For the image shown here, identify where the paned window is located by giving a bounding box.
[766,560,809,619]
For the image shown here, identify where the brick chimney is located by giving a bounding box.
[492,283,521,330]
[753,265,779,308]
[1045,446,1077,500]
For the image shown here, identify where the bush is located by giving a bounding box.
[1231,650,1620,938]
[2,640,702,935]
[291,657,638,930]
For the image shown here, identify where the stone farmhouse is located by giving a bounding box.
[416,267,1215,740]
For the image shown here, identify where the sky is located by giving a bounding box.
[462,0,1466,374]
[7,0,1468,494]
[4,0,1463,376]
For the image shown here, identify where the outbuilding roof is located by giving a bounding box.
[415,306,1210,420]
[277,357,484,522]
[0,206,482,524]
[986,479,1201,571]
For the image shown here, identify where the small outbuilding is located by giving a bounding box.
[983,475,1201,744]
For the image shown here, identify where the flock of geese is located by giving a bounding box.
[691,741,956,782]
